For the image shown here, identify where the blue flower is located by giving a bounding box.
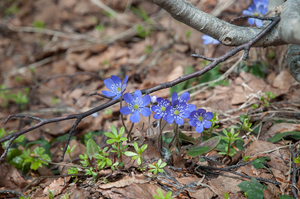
[202,35,220,45]
[120,90,151,123]
[242,0,268,27]
[172,92,196,113]
[151,97,170,120]
[165,92,192,125]
[189,109,213,133]
[102,75,128,99]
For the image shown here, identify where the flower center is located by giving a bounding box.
[117,87,121,92]
[133,104,139,110]
[174,110,179,115]
[161,106,166,112]
[198,116,203,121]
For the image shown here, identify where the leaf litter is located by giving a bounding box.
[0,0,299,198]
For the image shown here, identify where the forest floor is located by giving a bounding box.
[0,0,299,198]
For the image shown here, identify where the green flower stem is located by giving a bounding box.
[195,132,203,146]
[120,95,132,141]
[168,124,179,149]
[226,139,232,158]
[158,117,163,152]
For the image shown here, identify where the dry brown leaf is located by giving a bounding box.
[0,163,28,191]
[98,173,150,189]
[210,172,243,195]
[245,140,289,172]
[259,123,300,141]
[272,70,296,91]
[43,177,71,196]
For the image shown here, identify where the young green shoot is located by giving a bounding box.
[148,159,167,175]
[124,142,148,171]
[61,145,76,163]
[153,189,173,199]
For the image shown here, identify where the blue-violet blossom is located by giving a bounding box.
[172,92,196,113]
[202,35,220,45]
[242,0,268,27]
[120,90,151,123]
[151,97,170,120]
[166,92,191,125]
[102,75,128,99]
[189,109,213,133]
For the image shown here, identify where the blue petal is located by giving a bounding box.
[151,105,160,112]
[203,38,212,45]
[104,78,115,90]
[242,10,252,16]
[112,93,122,100]
[187,104,196,112]
[190,111,198,119]
[102,90,116,97]
[253,0,260,5]
[204,121,212,129]
[166,114,174,124]
[195,124,204,133]
[111,75,121,86]
[181,111,191,118]
[142,95,151,106]
[166,106,172,114]
[133,90,142,101]
[153,113,161,119]
[205,112,213,120]
[212,39,220,45]
[123,75,129,84]
[189,119,197,126]
[261,0,268,6]
[120,106,132,115]
[175,117,184,125]
[130,111,140,123]
[172,92,178,104]
[180,92,190,103]
[249,4,257,12]
[123,93,134,104]
[255,19,263,27]
[121,83,127,93]
[157,97,164,104]
[140,107,151,117]
[248,18,255,25]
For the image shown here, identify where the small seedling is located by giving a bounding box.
[238,178,267,199]
[33,21,45,29]
[105,125,128,160]
[185,30,192,39]
[61,145,76,163]
[294,156,300,163]
[153,189,173,199]
[46,189,55,199]
[251,157,270,169]
[20,147,51,171]
[148,159,167,175]
[219,128,241,157]
[124,142,147,171]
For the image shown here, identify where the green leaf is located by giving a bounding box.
[199,136,221,153]
[267,131,300,143]
[104,132,116,139]
[124,151,137,156]
[134,142,139,152]
[118,127,125,137]
[238,178,266,199]
[178,131,195,144]
[140,144,147,152]
[251,157,270,169]
[106,139,116,144]
[186,146,209,157]
[110,125,118,136]
[86,139,99,159]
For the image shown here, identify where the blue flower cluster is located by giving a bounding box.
[243,0,269,27]
[102,75,213,133]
